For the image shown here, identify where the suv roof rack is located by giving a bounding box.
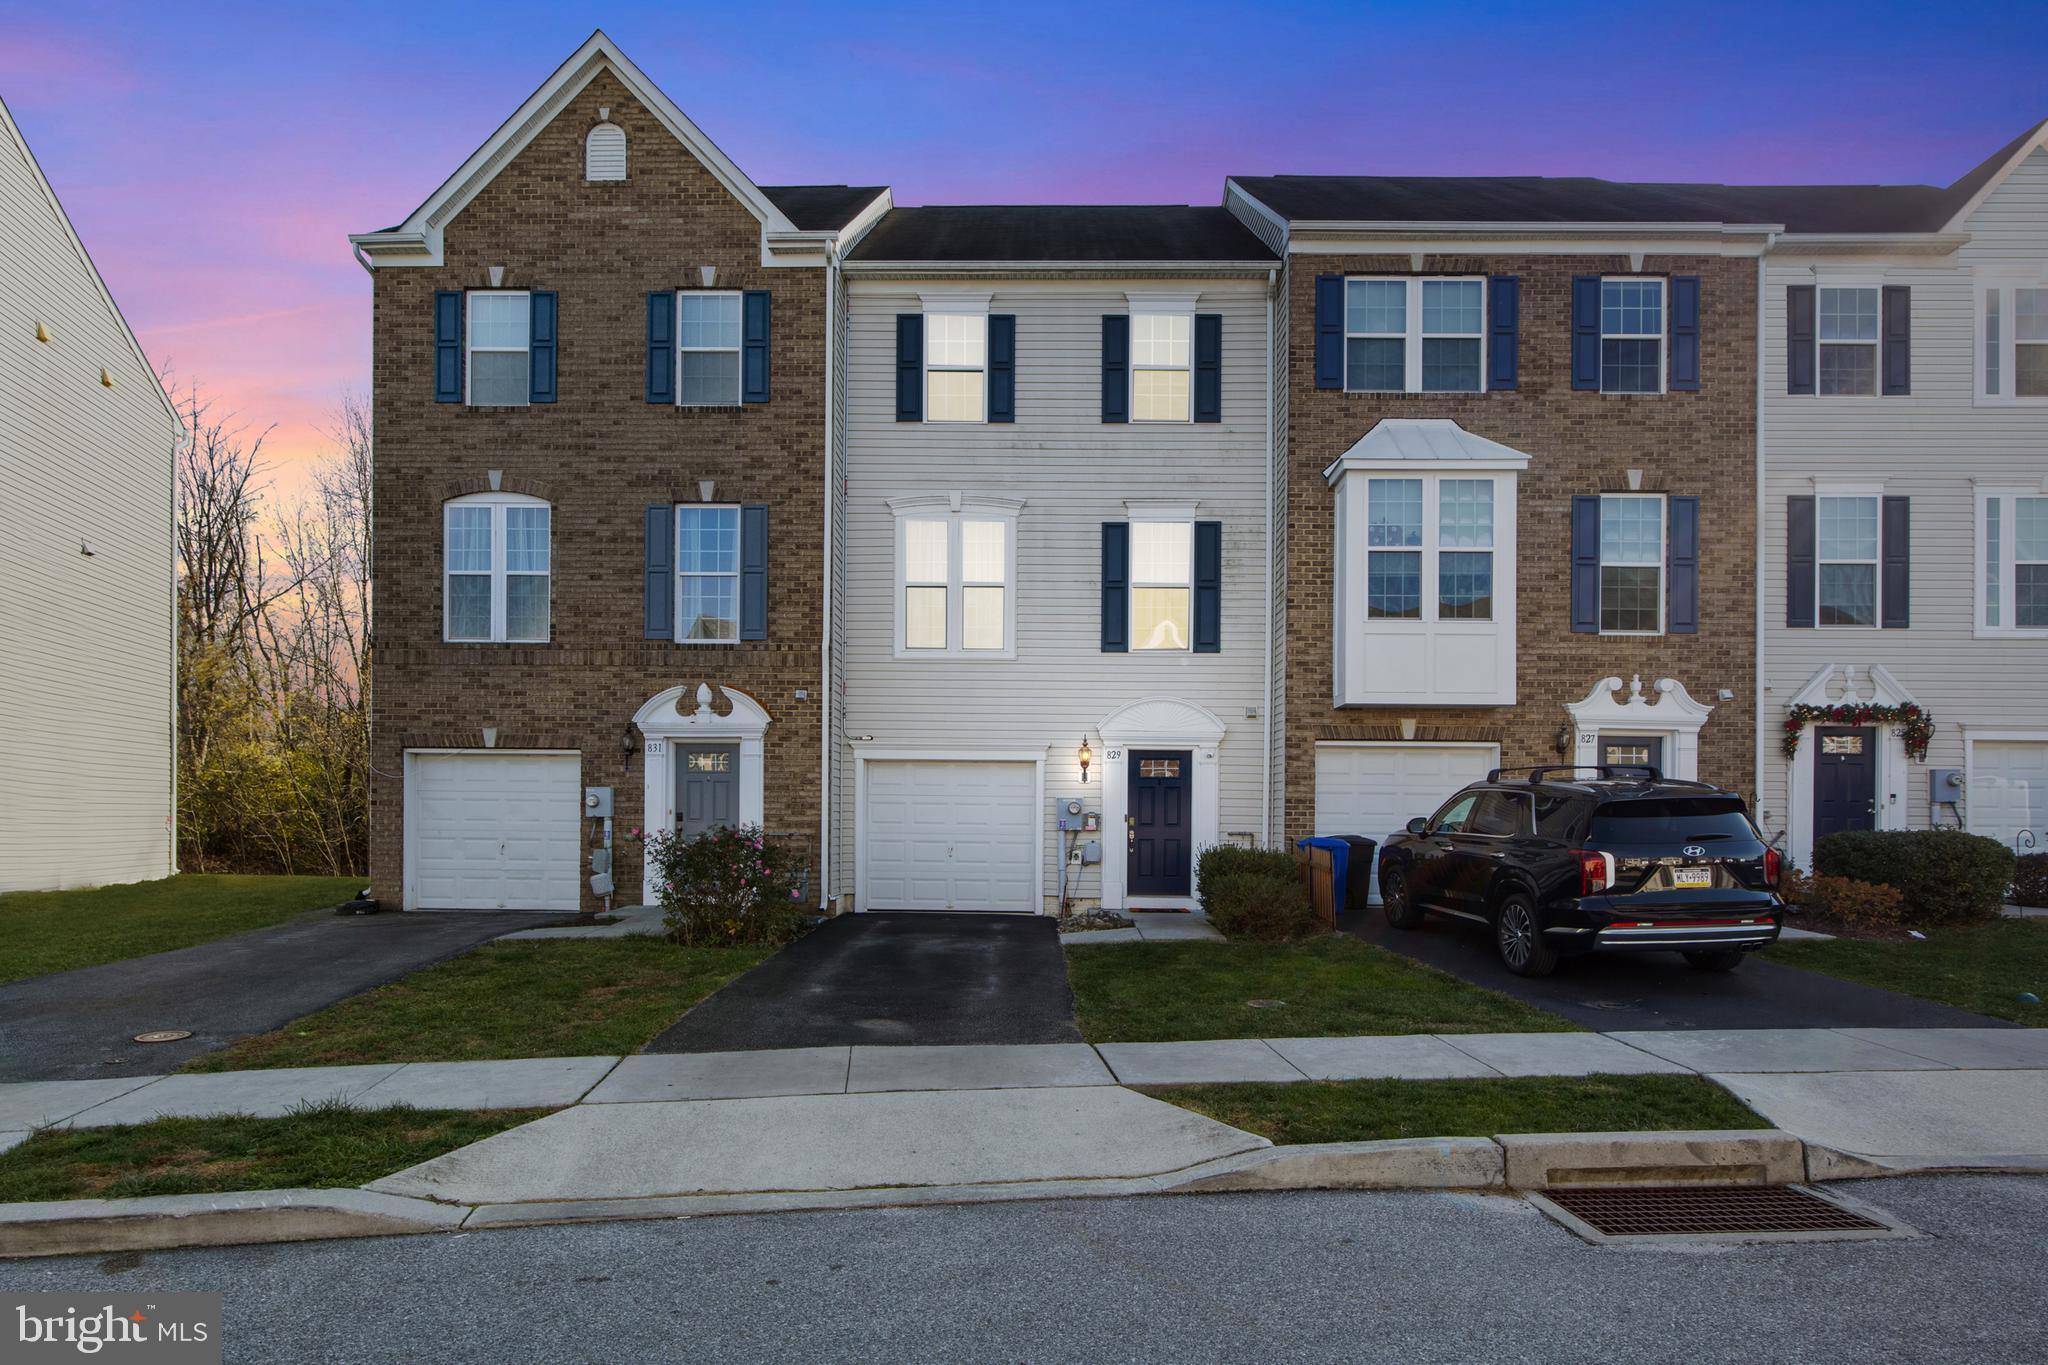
[1486,763,1664,785]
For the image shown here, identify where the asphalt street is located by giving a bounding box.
[2,1176,2041,1362]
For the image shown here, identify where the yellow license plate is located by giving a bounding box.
[1671,867,1712,888]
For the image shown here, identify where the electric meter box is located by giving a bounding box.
[584,787,613,818]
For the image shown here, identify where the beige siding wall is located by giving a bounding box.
[839,276,1272,909]
[0,112,176,891]
[1760,146,2048,857]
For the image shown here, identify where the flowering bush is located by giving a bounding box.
[637,824,811,947]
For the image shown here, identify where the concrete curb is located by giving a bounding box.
[1496,1129,1806,1190]
[1804,1144,2048,1181]
[0,1188,468,1260]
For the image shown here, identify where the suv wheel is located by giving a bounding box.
[1494,894,1559,978]
[1683,949,1746,973]
[1381,866,1424,930]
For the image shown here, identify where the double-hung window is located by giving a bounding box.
[1130,520,1193,649]
[1343,278,1485,392]
[925,313,987,422]
[677,292,742,406]
[893,498,1018,657]
[1599,494,1664,633]
[1131,313,1192,421]
[466,292,530,406]
[1366,477,1495,622]
[1980,489,2048,633]
[1816,494,1881,627]
[1817,287,1879,396]
[676,505,741,641]
[444,493,550,642]
[1980,282,2048,401]
[1600,279,1664,394]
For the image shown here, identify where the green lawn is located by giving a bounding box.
[184,938,773,1071]
[1150,1074,1766,1145]
[1770,917,2048,1025]
[1064,936,1577,1043]
[0,1102,543,1203]
[0,874,363,984]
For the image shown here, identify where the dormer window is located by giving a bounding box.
[585,121,626,181]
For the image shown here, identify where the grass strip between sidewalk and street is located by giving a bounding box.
[0,1101,546,1204]
[1770,918,2048,1025]
[1149,1073,1767,1145]
[1064,936,1577,1043]
[0,874,365,985]
[183,939,774,1071]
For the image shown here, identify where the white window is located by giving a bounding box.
[1599,494,1664,634]
[1365,477,1495,623]
[1600,278,1664,394]
[1130,520,1194,649]
[1816,287,1879,396]
[585,122,626,181]
[1344,278,1485,393]
[677,292,742,407]
[466,292,529,407]
[925,313,987,423]
[1131,313,1192,422]
[891,498,1019,657]
[675,505,741,642]
[1979,489,2048,634]
[444,493,550,642]
[1816,494,1880,628]
[1980,282,2048,402]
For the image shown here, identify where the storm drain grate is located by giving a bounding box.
[1544,1185,1887,1238]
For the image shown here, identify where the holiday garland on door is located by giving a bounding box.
[1782,702,1934,762]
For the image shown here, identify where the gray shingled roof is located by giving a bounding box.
[846,205,1277,263]
[759,185,888,232]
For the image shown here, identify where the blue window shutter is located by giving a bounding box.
[1193,313,1223,422]
[988,314,1016,423]
[1193,520,1222,652]
[740,504,769,641]
[1571,276,1602,391]
[1314,274,1344,389]
[528,290,557,403]
[1101,315,1129,423]
[895,314,922,421]
[1487,276,1519,390]
[644,505,674,640]
[1881,496,1910,628]
[1570,496,1600,632]
[1787,496,1817,627]
[646,292,675,404]
[1669,276,1701,392]
[1667,496,1699,634]
[742,290,771,403]
[434,290,463,403]
[1787,286,1816,395]
[1882,286,1911,396]
[1101,522,1129,652]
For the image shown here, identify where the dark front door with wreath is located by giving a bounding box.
[1813,727,1877,842]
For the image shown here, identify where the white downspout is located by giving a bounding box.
[819,245,838,912]
[1262,266,1276,845]
[1755,234,1775,834]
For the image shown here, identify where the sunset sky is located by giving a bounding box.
[6,1,2045,488]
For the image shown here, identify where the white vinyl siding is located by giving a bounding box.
[0,106,179,891]
[1759,143,2048,850]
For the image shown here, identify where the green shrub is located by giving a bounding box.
[640,824,812,947]
[1205,871,1318,942]
[1196,844,1298,909]
[1809,875,1906,931]
[2012,853,2048,909]
[1813,829,2015,926]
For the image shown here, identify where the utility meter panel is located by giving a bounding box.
[1930,769,1964,804]
[584,787,613,818]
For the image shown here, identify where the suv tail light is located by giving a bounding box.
[1575,849,1615,897]
[1764,846,1783,889]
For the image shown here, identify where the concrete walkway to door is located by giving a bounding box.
[643,913,1082,1053]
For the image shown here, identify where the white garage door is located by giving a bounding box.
[1971,741,2048,851]
[408,752,582,911]
[864,761,1038,912]
[1314,744,1498,901]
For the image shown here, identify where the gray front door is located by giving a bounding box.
[676,744,739,840]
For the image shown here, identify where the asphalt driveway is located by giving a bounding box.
[645,912,1082,1052]
[0,909,542,1081]
[1342,910,2013,1031]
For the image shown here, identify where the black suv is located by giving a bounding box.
[1374,766,1784,978]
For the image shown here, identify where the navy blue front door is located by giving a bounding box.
[1128,750,1192,897]
[1813,727,1877,841]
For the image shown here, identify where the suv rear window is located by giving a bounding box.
[1588,796,1759,848]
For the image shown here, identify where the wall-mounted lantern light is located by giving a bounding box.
[1554,726,1572,757]
[622,720,640,761]
[1077,737,1093,783]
